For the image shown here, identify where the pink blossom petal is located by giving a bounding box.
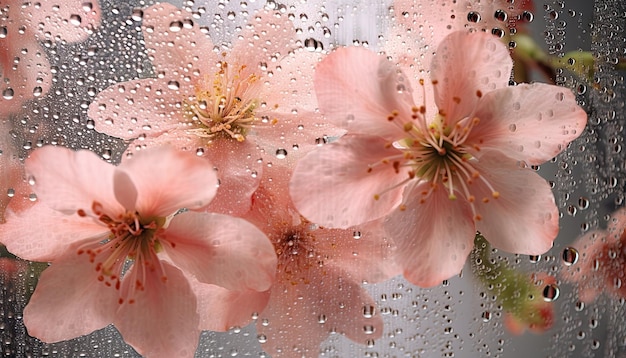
[314,47,414,139]
[28,0,101,43]
[0,34,52,116]
[607,207,626,239]
[89,78,188,140]
[230,10,296,76]
[115,262,199,358]
[113,170,138,212]
[162,211,276,292]
[202,139,262,216]
[1,205,108,261]
[141,3,215,90]
[469,83,588,165]
[120,147,218,216]
[315,219,400,283]
[192,282,270,331]
[431,31,512,124]
[261,49,321,110]
[290,134,408,228]
[563,230,605,303]
[385,181,475,287]
[471,152,558,254]
[22,240,118,342]
[26,146,122,216]
[258,268,382,356]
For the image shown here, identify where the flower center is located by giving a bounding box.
[184,58,260,142]
[76,201,166,304]
[273,223,320,285]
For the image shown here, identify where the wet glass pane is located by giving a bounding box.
[0,0,624,357]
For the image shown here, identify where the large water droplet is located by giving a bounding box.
[542,283,560,302]
[363,305,375,318]
[2,88,14,100]
[494,10,508,22]
[562,247,579,266]
[275,148,287,159]
[467,11,481,23]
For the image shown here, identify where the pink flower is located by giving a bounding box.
[242,172,398,357]
[290,31,587,287]
[562,207,626,303]
[0,0,101,115]
[88,3,332,215]
[0,146,277,358]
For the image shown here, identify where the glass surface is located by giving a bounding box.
[0,0,624,357]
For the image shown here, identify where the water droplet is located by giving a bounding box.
[101,149,112,160]
[169,20,183,32]
[363,305,375,318]
[481,311,491,322]
[467,11,481,23]
[529,255,541,263]
[491,28,505,38]
[353,231,362,239]
[494,10,508,22]
[366,339,375,348]
[0,26,7,38]
[131,8,144,21]
[86,119,95,129]
[574,301,585,311]
[304,38,323,52]
[257,334,267,343]
[363,325,375,334]
[578,196,589,210]
[69,14,82,26]
[567,205,577,216]
[542,283,560,302]
[508,123,517,132]
[562,247,579,266]
[317,314,327,324]
[275,148,287,159]
[7,188,15,198]
[167,81,180,90]
[33,86,43,97]
[549,10,559,20]
[2,88,14,100]
[522,11,534,22]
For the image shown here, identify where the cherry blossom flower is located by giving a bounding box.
[88,2,333,215]
[0,0,101,115]
[562,207,626,303]
[241,171,398,357]
[290,31,587,287]
[0,146,277,358]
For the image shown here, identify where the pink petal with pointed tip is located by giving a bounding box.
[26,146,123,216]
[314,47,414,139]
[89,78,188,140]
[290,134,408,228]
[23,240,118,342]
[113,170,137,212]
[469,83,587,165]
[385,181,475,287]
[471,153,558,255]
[163,211,276,292]
[120,147,218,216]
[0,205,108,261]
[115,262,199,358]
[431,31,512,124]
